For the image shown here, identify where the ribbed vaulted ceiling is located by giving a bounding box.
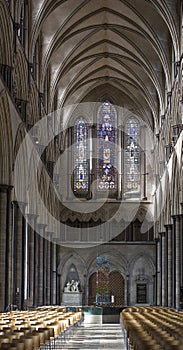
[30,0,181,130]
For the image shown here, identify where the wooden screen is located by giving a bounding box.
[88,271,124,306]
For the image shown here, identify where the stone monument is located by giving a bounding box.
[62,280,82,306]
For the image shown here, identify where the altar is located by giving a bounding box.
[62,292,82,306]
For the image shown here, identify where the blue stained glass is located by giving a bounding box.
[97,101,117,191]
[125,118,140,193]
[74,119,89,192]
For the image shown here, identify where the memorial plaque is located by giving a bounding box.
[136,284,147,303]
[62,292,82,306]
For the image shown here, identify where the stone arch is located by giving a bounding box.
[160,166,170,226]
[57,252,86,294]
[157,180,165,232]
[0,92,13,184]
[128,252,155,277]
[171,81,180,125]
[179,143,183,207]
[13,46,28,100]
[28,83,39,125]
[26,146,41,215]
[87,247,128,279]
[14,0,24,23]
[174,134,183,211]
[164,190,171,225]
[14,123,28,202]
[128,253,155,305]
[169,153,180,215]
[0,1,13,66]
[65,102,94,129]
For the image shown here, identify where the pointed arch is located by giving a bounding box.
[0,1,13,66]
[28,82,39,125]
[87,247,128,277]
[14,123,28,202]
[57,251,86,293]
[169,153,180,215]
[128,252,156,277]
[13,46,28,100]
[0,92,13,184]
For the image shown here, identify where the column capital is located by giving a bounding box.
[164,224,173,229]
[158,232,166,237]
[45,231,54,241]
[26,213,39,221]
[46,231,54,236]
[0,184,13,192]
[171,214,182,220]
[26,214,39,227]
[36,223,47,233]
[11,201,27,211]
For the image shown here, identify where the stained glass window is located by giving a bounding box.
[97,101,117,191]
[73,119,89,192]
[124,118,140,194]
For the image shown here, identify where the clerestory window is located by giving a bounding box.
[73,102,142,200]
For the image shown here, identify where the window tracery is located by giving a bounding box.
[73,119,89,193]
[72,107,142,199]
[97,101,117,191]
[124,118,140,195]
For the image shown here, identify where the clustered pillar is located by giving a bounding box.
[11,201,27,310]
[156,214,183,308]
[0,187,59,311]
[0,185,13,310]
[160,232,167,306]
[25,214,38,307]
[165,224,173,307]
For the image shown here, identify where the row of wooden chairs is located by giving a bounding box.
[0,305,82,349]
[120,306,183,350]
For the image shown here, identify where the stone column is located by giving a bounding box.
[36,224,47,306]
[165,224,173,307]
[152,274,156,305]
[160,232,167,306]
[56,244,61,304]
[43,237,47,305]
[0,185,13,310]
[126,274,130,306]
[180,210,183,308]
[25,214,38,307]
[173,215,181,309]
[34,229,39,307]
[51,242,57,305]
[45,233,51,305]
[156,237,161,305]
[11,201,27,310]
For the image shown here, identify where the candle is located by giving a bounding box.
[111,295,114,303]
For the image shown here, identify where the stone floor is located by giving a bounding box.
[53,324,126,349]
